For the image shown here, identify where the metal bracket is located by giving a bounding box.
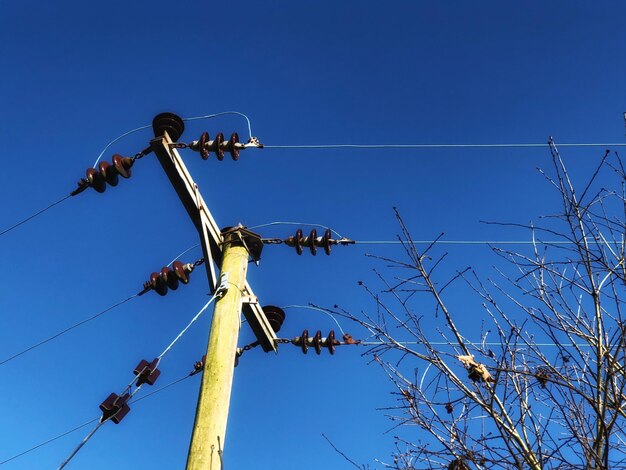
[241,295,258,305]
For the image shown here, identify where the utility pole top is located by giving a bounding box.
[149,114,277,352]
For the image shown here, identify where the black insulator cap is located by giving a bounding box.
[262,305,286,333]
[152,112,185,141]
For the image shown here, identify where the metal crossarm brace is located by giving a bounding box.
[150,132,277,352]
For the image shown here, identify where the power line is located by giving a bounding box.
[354,240,589,245]
[92,111,254,166]
[249,221,345,239]
[0,294,139,367]
[0,374,194,466]
[0,194,71,238]
[263,142,626,150]
[58,291,222,468]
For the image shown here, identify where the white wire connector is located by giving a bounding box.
[216,273,229,298]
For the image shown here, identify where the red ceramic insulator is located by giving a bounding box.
[199,132,209,160]
[86,168,106,193]
[99,392,131,424]
[228,132,240,161]
[309,229,318,256]
[322,229,332,256]
[112,154,133,179]
[98,161,119,187]
[161,266,179,290]
[301,329,309,354]
[150,272,168,296]
[134,358,161,386]
[313,330,323,355]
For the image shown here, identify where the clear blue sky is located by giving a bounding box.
[1,1,625,469]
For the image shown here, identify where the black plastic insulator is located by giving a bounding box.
[262,305,286,333]
[86,168,106,193]
[152,112,185,141]
[134,358,161,386]
[99,392,131,424]
[309,229,318,256]
[98,161,119,187]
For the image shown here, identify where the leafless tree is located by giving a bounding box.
[325,141,626,469]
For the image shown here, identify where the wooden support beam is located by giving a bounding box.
[150,133,277,352]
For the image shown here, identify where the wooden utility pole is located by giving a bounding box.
[186,228,257,469]
[149,114,276,469]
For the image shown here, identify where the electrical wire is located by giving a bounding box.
[357,341,593,347]
[263,142,626,150]
[57,292,222,469]
[167,243,201,267]
[182,112,253,139]
[92,111,253,166]
[281,305,346,336]
[0,294,139,367]
[249,221,344,238]
[0,417,100,466]
[250,222,608,246]
[353,240,589,245]
[0,194,71,239]
[1,374,195,466]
